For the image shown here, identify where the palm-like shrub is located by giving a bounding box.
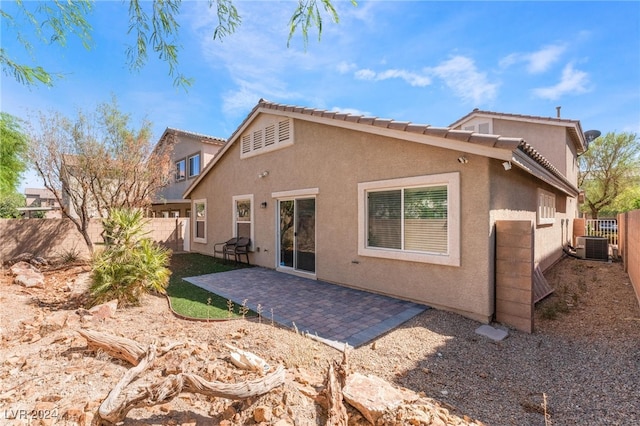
[90,208,171,306]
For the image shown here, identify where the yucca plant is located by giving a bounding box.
[90,208,171,306]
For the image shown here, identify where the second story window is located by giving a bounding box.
[175,159,186,181]
[188,153,201,178]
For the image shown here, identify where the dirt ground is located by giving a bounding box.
[1,255,638,425]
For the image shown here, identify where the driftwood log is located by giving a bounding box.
[78,329,146,366]
[325,349,350,426]
[77,330,285,425]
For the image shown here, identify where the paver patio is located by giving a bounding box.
[184,267,428,349]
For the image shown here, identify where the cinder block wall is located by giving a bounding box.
[619,210,640,308]
[0,218,185,263]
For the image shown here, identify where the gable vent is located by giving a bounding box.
[278,119,290,142]
[241,134,251,154]
[265,124,276,146]
[240,118,293,158]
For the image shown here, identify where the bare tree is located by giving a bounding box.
[28,99,172,253]
[578,132,640,219]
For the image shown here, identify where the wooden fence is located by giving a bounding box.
[495,220,534,333]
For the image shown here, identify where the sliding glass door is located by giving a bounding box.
[278,198,315,274]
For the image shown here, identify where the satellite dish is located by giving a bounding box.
[584,130,601,143]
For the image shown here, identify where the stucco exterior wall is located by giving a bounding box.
[492,120,571,179]
[489,160,574,272]
[156,136,223,202]
[189,116,496,322]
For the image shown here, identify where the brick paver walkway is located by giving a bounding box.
[185,267,427,349]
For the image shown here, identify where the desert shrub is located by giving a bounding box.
[90,208,171,306]
[55,245,85,265]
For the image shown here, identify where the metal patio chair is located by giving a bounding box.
[214,237,239,262]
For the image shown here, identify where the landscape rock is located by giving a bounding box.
[88,299,118,320]
[10,261,38,275]
[475,324,509,342]
[40,311,69,335]
[342,372,420,424]
[6,253,35,266]
[11,262,45,288]
[253,405,273,422]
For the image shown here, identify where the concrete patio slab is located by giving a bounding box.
[184,267,428,349]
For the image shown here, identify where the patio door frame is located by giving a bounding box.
[272,188,319,279]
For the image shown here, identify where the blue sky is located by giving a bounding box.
[2,1,639,190]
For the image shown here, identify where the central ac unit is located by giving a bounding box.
[576,236,609,261]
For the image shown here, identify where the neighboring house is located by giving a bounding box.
[450,108,587,270]
[20,188,61,218]
[183,99,585,323]
[450,108,585,194]
[149,128,225,218]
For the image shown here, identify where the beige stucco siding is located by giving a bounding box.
[158,137,223,202]
[189,116,495,322]
[489,160,574,272]
[493,120,569,178]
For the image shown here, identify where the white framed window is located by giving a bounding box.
[175,159,186,181]
[193,199,206,243]
[233,194,254,249]
[188,153,201,178]
[537,189,556,226]
[240,118,293,158]
[358,172,460,266]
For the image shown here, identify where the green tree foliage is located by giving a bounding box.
[90,208,171,307]
[579,132,640,218]
[28,97,173,252]
[2,0,351,89]
[0,0,93,86]
[0,112,28,196]
[0,192,25,218]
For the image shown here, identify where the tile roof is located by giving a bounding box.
[235,99,526,150]
[450,108,586,153]
[186,99,578,197]
[164,127,225,145]
[250,99,568,182]
[450,108,582,127]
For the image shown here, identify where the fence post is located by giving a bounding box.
[495,220,534,333]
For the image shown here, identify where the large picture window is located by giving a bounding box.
[193,199,206,243]
[358,173,460,266]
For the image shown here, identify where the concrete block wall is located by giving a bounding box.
[0,218,186,263]
[619,210,640,308]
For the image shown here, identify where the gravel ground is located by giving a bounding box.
[349,257,640,425]
[1,256,638,425]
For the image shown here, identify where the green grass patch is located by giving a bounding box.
[166,253,253,320]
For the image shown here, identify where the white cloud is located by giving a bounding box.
[427,56,498,104]
[352,56,496,104]
[533,63,591,100]
[337,61,357,74]
[354,68,376,80]
[500,44,566,74]
[354,68,431,87]
[186,2,364,118]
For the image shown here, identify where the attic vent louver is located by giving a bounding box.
[240,118,293,158]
